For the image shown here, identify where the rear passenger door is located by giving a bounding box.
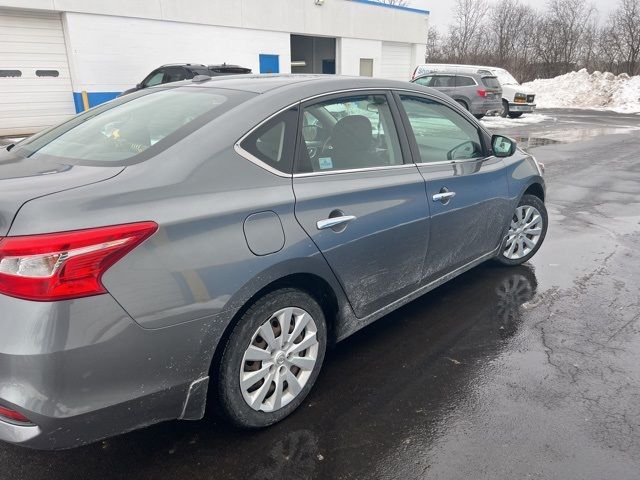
[431,75,456,97]
[292,91,430,318]
[394,92,510,282]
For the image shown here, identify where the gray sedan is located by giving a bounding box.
[0,75,547,449]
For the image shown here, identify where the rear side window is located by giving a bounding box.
[455,76,476,87]
[482,76,501,88]
[240,107,299,174]
[17,88,256,164]
[432,76,455,87]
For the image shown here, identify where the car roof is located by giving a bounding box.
[416,66,497,77]
[418,63,505,74]
[172,73,450,96]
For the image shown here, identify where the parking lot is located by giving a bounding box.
[1,108,639,479]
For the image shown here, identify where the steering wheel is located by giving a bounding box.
[320,135,333,156]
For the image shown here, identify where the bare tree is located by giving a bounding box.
[488,0,537,75]
[425,27,444,62]
[423,0,637,80]
[444,0,490,63]
[606,0,640,74]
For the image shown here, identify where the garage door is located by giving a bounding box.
[381,42,412,82]
[0,8,75,137]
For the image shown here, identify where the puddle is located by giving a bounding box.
[512,136,563,151]
[512,125,640,152]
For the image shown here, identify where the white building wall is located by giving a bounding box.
[0,0,427,45]
[337,38,382,77]
[63,12,291,94]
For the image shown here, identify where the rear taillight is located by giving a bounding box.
[0,222,157,301]
[477,89,487,97]
[0,405,32,424]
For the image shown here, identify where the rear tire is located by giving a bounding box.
[455,99,469,111]
[217,288,327,428]
[496,194,548,266]
[474,114,485,119]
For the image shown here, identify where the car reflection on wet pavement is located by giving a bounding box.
[1,109,639,479]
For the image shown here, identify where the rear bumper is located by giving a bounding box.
[471,99,502,115]
[0,293,220,449]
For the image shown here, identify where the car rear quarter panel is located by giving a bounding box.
[7,96,350,334]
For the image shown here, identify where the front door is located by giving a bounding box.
[395,93,510,282]
[293,92,429,318]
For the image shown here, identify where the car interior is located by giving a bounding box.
[298,95,403,173]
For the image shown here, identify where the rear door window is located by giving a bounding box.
[16,88,256,164]
[432,76,455,88]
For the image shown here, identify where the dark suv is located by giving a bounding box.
[120,63,252,96]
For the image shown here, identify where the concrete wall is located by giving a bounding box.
[63,12,292,96]
[0,0,428,113]
[338,38,382,77]
[0,0,427,45]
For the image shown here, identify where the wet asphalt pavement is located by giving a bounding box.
[1,109,640,479]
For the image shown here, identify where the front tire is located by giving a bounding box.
[509,112,524,118]
[217,288,327,428]
[501,99,509,117]
[496,194,548,266]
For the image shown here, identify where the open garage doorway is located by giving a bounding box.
[290,35,336,74]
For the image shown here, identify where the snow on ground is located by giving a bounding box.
[523,69,640,113]
[481,113,552,129]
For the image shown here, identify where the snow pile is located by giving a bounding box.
[523,69,640,113]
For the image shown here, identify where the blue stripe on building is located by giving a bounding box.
[349,0,429,15]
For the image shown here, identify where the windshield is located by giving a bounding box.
[16,87,254,164]
[493,69,520,86]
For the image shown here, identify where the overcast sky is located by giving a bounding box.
[412,0,617,32]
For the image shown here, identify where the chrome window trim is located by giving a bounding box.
[413,155,498,167]
[234,85,486,178]
[234,101,300,178]
[293,163,416,178]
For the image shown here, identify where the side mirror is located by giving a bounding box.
[492,135,517,157]
[136,83,144,90]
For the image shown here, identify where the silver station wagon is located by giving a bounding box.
[0,75,547,449]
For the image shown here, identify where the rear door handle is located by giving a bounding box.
[432,191,456,203]
[317,215,357,230]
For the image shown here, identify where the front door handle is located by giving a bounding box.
[432,191,456,203]
[317,215,357,230]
